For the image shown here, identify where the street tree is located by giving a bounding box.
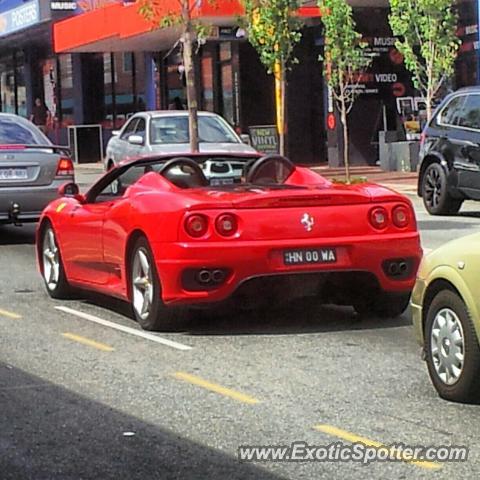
[318,0,371,183]
[241,0,302,155]
[139,0,208,152]
[389,0,460,122]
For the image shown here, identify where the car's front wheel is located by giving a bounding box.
[41,224,72,299]
[129,237,179,331]
[421,163,462,215]
[425,290,480,403]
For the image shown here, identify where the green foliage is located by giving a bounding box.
[389,0,460,105]
[318,0,370,104]
[241,0,302,73]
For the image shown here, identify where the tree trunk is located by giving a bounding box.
[181,1,199,153]
[340,99,350,184]
[274,60,285,156]
[426,89,433,124]
[280,60,287,157]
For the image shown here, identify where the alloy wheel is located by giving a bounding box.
[430,307,465,385]
[424,166,443,209]
[43,228,60,291]
[132,248,154,320]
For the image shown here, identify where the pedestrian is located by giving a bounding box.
[168,96,184,110]
[30,97,51,134]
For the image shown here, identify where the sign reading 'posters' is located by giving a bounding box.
[248,126,279,155]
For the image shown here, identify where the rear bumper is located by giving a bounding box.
[152,233,422,305]
[0,180,66,224]
[411,278,427,345]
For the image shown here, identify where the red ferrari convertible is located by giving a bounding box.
[37,153,422,330]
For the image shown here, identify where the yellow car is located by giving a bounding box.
[411,233,480,403]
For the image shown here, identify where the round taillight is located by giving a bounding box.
[369,207,388,229]
[185,214,209,238]
[392,205,410,228]
[215,213,238,237]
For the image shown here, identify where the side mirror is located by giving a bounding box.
[128,134,144,146]
[112,130,121,137]
[58,182,85,203]
[240,133,251,145]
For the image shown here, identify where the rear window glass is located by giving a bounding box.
[150,116,239,144]
[457,94,480,130]
[436,95,466,126]
[0,118,45,144]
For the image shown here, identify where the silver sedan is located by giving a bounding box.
[104,111,257,174]
[0,114,74,226]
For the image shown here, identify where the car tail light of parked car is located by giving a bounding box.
[392,205,410,228]
[215,213,238,237]
[184,214,209,238]
[369,207,388,229]
[55,158,75,177]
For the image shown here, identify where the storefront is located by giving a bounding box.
[51,0,327,163]
[1,0,479,165]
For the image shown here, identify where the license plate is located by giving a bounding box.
[0,168,27,180]
[210,177,236,186]
[283,248,337,266]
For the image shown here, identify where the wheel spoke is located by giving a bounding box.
[139,251,150,276]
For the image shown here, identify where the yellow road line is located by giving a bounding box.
[172,371,260,405]
[314,424,441,470]
[62,333,114,352]
[0,308,21,319]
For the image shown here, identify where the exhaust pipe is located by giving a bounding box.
[212,269,225,283]
[197,270,212,284]
[388,263,399,276]
[9,202,22,226]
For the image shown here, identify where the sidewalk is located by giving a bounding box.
[74,163,418,195]
[312,165,418,195]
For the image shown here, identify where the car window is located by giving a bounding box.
[134,118,146,143]
[150,116,239,144]
[93,165,150,202]
[436,95,466,127]
[0,118,44,144]
[120,118,140,140]
[457,94,480,130]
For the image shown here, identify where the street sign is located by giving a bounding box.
[248,126,279,155]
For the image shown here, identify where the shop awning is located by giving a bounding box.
[53,0,322,53]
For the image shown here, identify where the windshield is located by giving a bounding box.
[0,117,50,145]
[150,116,239,145]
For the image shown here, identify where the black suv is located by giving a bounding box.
[418,86,480,215]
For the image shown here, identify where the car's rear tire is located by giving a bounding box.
[421,163,462,215]
[129,236,179,331]
[353,292,410,318]
[425,290,480,403]
[40,224,73,299]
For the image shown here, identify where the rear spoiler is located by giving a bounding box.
[0,144,71,156]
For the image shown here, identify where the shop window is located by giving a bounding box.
[59,54,74,127]
[15,52,26,118]
[220,43,234,125]
[0,57,16,114]
[113,52,135,127]
[201,48,214,112]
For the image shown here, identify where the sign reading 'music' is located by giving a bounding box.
[0,0,39,36]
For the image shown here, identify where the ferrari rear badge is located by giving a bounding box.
[301,213,314,232]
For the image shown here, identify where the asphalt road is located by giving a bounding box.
[1,174,480,479]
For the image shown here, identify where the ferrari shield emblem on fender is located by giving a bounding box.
[301,213,314,232]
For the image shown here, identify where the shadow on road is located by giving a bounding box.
[0,224,36,245]
[75,291,410,336]
[0,363,290,480]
